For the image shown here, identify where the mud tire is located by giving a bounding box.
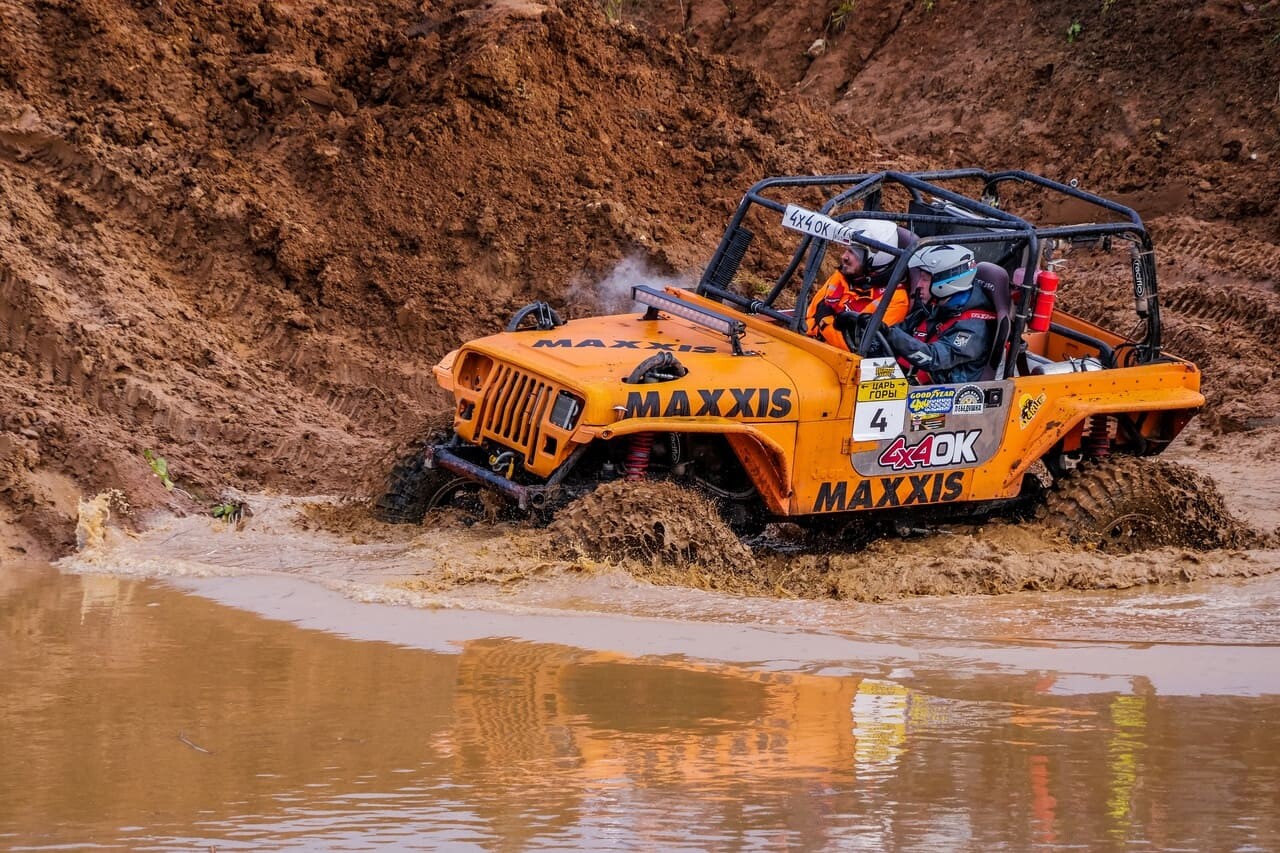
[373,450,480,524]
[373,414,481,524]
[1040,455,1255,553]
[549,480,756,571]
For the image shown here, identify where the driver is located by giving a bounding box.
[884,244,996,384]
[805,218,911,351]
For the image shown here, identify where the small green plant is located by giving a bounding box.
[143,449,174,490]
[924,0,935,10]
[828,0,857,34]
[1101,0,1117,14]
[601,0,626,22]
[1067,20,1083,42]
[211,502,245,524]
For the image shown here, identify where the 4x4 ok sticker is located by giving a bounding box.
[877,431,980,471]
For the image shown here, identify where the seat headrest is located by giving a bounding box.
[896,226,919,253]
[976,261,1011,315]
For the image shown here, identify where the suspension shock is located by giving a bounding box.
[624,432,655,481]
[1083,415,1112,457]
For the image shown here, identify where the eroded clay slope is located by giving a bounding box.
[0,0,876,555]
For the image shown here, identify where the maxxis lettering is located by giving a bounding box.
[533,339,718,353]
[624,388,793,419]
[812,471,965,512]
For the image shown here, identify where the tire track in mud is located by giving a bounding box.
[0,128,196,250]
[1134,217,1280,429]
[1161,285,1278,340]
[0,250,374,495]
[1153,218,1280,283]
[0,125,430,452]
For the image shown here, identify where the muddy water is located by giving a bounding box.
[7,536,1280,850]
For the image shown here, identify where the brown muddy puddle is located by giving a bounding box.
[25,447,1280,849]
[5,559,1280,851]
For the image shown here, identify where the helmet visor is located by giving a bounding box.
[930,263,975,289]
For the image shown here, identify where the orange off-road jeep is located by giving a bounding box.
[379,170,1217,550]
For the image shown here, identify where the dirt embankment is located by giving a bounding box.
[3,0,1279,579]
[633,0,1280,433]
[0,0,873,559]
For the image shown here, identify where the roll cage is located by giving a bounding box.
[694,169,1164,375]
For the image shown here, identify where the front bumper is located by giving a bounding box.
[426,442,587,511]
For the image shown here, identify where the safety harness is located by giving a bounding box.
[899,308,998,383]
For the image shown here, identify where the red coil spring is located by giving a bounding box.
[1083,415,1111,457]
[624,432,655,481]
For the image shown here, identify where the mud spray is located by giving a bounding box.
[59,463,1280,611]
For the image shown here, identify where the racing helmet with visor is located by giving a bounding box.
[909,244,977,300]
[846,218,899,272]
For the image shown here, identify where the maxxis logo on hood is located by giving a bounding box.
[623,388,793,419]
[533,339,718,354]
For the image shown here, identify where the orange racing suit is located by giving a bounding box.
[805,270,910,351]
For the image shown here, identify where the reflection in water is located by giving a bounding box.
[2,564,1280,851]
[1107,693,1147,839]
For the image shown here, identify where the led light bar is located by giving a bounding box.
[632,285,747,355]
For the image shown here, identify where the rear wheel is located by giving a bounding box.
[549,480,755,571]
[1040,455,1255,553]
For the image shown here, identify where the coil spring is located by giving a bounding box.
[624,432,655,481]
[1084,415,1112,457]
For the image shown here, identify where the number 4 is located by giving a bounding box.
[870,408,888,432]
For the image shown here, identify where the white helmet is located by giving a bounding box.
[847,218,899,271]
[910,244,977,299]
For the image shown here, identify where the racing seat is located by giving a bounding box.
[974,261,1011,381]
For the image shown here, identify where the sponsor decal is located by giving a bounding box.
[812,471,966,512]
[533,338,718,353]
[623,387,792,419]
[907,387,956,415]
[952,331,972,347]
[860,356,904,382]
[952,385,985,415]
[1018,392,1046,429]
[857,378,909,403]
[910,413,947,432]
[877,430,981,471]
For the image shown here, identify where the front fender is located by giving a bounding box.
[580,419,795,512]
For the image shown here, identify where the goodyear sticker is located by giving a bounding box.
[1018,392,1046,429]
[907,387,956,415]
[857,378,909,403]
[952,385,985,415]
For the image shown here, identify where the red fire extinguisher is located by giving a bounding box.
[1029,263,1061,333]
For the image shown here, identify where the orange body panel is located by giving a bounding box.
[435,289,1202,517]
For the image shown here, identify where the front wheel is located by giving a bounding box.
[549,480,755,571]
[373,414,486,522]
[373,440,483,524]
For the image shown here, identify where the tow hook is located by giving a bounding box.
[489,450,516,478]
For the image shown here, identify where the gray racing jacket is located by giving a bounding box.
[884,289,996,384]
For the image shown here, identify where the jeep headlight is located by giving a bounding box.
[549,391,583,430]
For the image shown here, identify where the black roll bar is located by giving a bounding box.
[694,168,1162,367]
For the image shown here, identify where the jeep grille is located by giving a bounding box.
[478,364,550,452]
[453,355,581,477]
